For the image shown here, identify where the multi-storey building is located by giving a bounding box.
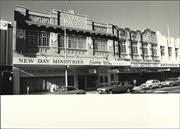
[156,31,180,79]
[1,6,179,94]
[13,6,133,94]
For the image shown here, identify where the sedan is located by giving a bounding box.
[97,82,134,94]
[140,80,162,90]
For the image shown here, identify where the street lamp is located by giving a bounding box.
[64,18,68,87]
[64,0,70,88]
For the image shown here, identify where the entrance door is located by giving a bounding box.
[87,75,97,90]
[78,75,86,90]
[99,74,109,87]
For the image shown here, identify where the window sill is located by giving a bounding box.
[58,47,87,51]
[121,53,127,55]
[26,45,50,48]
[94,50,109,52]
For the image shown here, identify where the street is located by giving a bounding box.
[86,85,180,94]
[146,85,180,93]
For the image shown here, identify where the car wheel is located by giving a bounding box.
[149,86,152,89]
[109,90,113,94]
[127,88,130,93]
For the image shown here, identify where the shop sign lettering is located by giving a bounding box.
[131,63,160,67]
[14,58,131,66]
[89,60,101,65]
[161,64,179,67]
[16,58,84,65]
[103,61,112,65]
[60,13,87,29]
[29,15,50,24]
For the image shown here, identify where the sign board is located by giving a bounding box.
[13,57,131,66]
[29,15,50,24]
[131,62,160,67]
[14,57,84,65]
[161,63,179,67]
[0,20,11,30]
[60,13,87,29]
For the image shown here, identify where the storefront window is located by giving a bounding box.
[94,39,107,51]
[68,75,74,86]
[111,74,114,81]
[100,76,103,83]
[26,30,49,47]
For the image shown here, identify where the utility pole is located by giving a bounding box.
[64,0,70,87]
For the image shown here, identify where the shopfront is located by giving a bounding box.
[13,56,131,94]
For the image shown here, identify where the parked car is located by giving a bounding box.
[97,81,134,94]
[161,80,174,87]
[140,80,162,89]
[42,86,86,95]
[162,78,180,87]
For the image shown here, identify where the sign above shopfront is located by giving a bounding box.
[131,62,160,67]
[13,57,131,66]
[161,63,179,67]
[60,12,87,29]
[14,57,84,65]
[0,20,11,30]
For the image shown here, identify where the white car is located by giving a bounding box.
[140,80,162,89]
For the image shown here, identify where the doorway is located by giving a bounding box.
[99,74,109,87]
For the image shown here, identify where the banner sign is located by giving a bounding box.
[13,57,131,66]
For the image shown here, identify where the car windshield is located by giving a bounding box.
[146,80,153,84]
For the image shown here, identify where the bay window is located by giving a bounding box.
[26,30,50,47]
[132,43,138,54]
[94,39,107,51]
[120,41,126,53]
[59,35,86,49]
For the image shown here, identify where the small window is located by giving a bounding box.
[100,76,104,83]
[104,76,108,83]
[111,74,115,81]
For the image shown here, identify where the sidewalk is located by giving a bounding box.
[86,90,97,94]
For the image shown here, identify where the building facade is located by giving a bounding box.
[0,20,13,94]
[4,6,179,94]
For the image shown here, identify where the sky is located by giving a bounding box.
[0,0,179,38]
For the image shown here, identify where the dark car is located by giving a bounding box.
[97,81,134,94]
[42,86,86,95]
